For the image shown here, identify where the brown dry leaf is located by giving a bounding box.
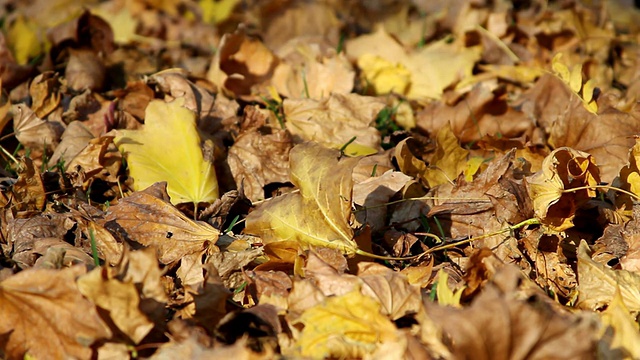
[261,2,340,50]
[227,128,292,202]
[526,147,600,232]
[271,37,354,99]
[77,266,155,344]
[151,335,273,359]
[48,121,94,169]
[102,182,219,264]
[417,80,537,144]
[11,157,45,212]
[66,135,121,186]
[577,240,640,312]
[291,288,398,359]
[518,75,640,183]
[66,48,106,91]
[244,142,360,257]
[0,266,111,359]
[357,262,422,320]
[352,170,412,231]
[12,103,64,151]
[206,29,278,98]
[283,93,385,156]
[428,265,599,360]
[29,71,60,119]
[394,138,429,187]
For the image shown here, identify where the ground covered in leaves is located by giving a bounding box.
[3,0,640,358]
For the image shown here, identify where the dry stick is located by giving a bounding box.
[563,184,640,201]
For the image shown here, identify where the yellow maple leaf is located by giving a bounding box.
[422,123,469,187]
[6,15,43,65]
[357,54,411,95]
[435,270,464,308]
[114,98,219,205]
[199,0,240,25]
[292,289,398,359]
[244,142,360,256]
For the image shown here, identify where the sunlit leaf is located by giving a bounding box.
[114,98,219,205]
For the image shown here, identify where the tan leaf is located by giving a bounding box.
[357,262,422,320]
[577,240,640,312]
[12,103,64,151]
[283,93,385,156]
[77,266,155,344]
[103,182,219,264]
[0,266,111,359]
[12,157,45,212]
[245,142,360,256]
[29,71,60,119]
[352,170,412,231]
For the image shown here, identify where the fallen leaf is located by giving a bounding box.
[527,147,600,232]
[599,288,640,359]
[245,142,360,256]
[114,97,219,205]
[6,15,43,65]
[422,123,469,187]
[577,240,640,313]
[12,103,64,151]
[352,170,412,231]
[428,265,599,359]
[292,289,398,359]
[0,266,111,359]
[103,182,219,264]
[283,93,385,155]
[435,270,464,307]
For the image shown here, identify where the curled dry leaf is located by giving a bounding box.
[206,29,278,97]
[114,97,219,205]
[102,182,219,264]
[12,103,64,151]
[577,240,640,313]
[526,147,600,232]
[0,266,111,359]
[352,170,412,231]
[428,265,599,360]
[357,262,422,320]
[283,93,384,156]
[291,289,398,359]
[245,142,360,257]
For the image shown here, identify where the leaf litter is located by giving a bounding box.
[3,0,640,358]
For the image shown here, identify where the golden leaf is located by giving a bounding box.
[436,270,464,308]
[423,123,469,187]
[245,142,360,256]
[292,289,398,359]
[599,288,640,359]
[114,98,218,205]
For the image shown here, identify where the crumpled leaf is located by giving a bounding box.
[0,266,111,359]
[352,170,412,231]
[292,288,398,359]
[114,97,219,205]
[245,142,360,256]
[577,240,640,313]
[12,103,64,151]
[526,147,600,232]
[283,93,385,156]
[428,265,599,359]
[103,182,219,264]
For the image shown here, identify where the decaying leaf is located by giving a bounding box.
[0,266,111,359]
[527,147,600,232]
[283,93,385,156]
[577,240,640,313]
[103,182,219,264]
[245,142,360,256]
[292,288,398,359]
[114,97,219,205]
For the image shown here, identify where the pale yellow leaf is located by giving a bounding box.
[569,63,583,94]
[600,288,640,359]
[7,15,42,65]
[583,78,596,103]
[552,53,570,83]
[435,270,463,307]
[114,98,218,205]
[245,142,360,256]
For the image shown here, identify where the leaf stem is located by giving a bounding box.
[563,184,640,201]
